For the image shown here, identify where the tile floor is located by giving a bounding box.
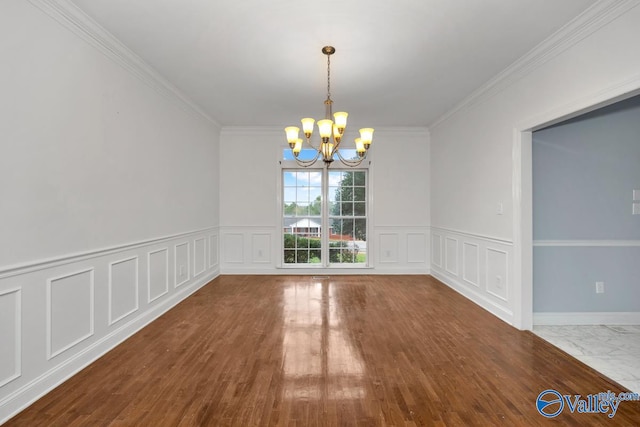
[533,325,640,393]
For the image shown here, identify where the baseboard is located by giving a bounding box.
[220,267,431,275]
[533,312,640,325]
[0,270,219,425]
[430,270,514,326]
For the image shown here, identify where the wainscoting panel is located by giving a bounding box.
[193,238,207,278]
[0,288,21,388]
[378,233,399,263]
[445,237,459,276]
[462,242,480,287]
[47,269,94,359]
[0,227,219,424]
[223,233,244,264]
[407,233,426,263]
[209,234,219,269]
[174,242,190,287]
[108,257,139,325]
[431,233,442,268]
[148,248,169,303]
[219,226,429,274]
[220,227,278,272]
[430,227,514,325]
[252,234,271,264]
[370,227,429,273]
[486,248,508,302]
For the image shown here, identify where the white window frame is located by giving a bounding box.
[278,158,372,270]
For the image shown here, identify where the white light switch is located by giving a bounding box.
[633,203,640,215]
[634,190,640,201]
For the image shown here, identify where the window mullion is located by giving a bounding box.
[321,166,329,267]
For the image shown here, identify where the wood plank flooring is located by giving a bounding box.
[7,275,640,426]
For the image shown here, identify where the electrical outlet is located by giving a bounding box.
[495,275,502,289]
[595,281,605,294]
[496,202,504,215]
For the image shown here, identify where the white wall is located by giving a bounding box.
[429,3,640,327]
[219,127,430,273]
[0,1,220,422]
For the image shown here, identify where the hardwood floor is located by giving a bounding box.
[7,275,640,426]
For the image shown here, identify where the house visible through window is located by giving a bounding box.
[283,169,367,266]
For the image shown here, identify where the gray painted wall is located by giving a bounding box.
[534,247,640,312]
[533,95,640,312]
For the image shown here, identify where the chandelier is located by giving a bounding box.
[284,46,374,167]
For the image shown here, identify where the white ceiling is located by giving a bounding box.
[70,0,596,128]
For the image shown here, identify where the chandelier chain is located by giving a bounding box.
[326,54,331,100]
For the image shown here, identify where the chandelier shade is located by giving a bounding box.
[284,46,373,167]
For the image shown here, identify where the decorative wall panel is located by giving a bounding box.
[431,234,442,267]
[445,237,458,276]
[194,238,206,277]
[486,248,508,301]
[0,288,21,387]
[252,234,271,264]
[223,233,244,264]
[109,257,138,325]
[174,242,190,287]
[148,248,169,303]
[430,227,514,324]
[407,233,426,263]
[47,269,94,359]
[219,226,429,273]
[462,242,480,287]
[209,234,219,268]
[379,234,399,263]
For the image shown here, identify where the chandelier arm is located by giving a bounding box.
[292,145,323,167]
[304,136,321,151]
[335,149,366,167]
[332,137,342,152]
[294,153,321,168]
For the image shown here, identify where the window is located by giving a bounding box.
[328,171,367,264]
[283,171,323,264]
[282,169,368,267]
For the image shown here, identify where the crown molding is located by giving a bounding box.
[429,0,640,129]
[369,126,430,135]
[220,126,284,135]
[220,125,429,135]
[27,0,221,130]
